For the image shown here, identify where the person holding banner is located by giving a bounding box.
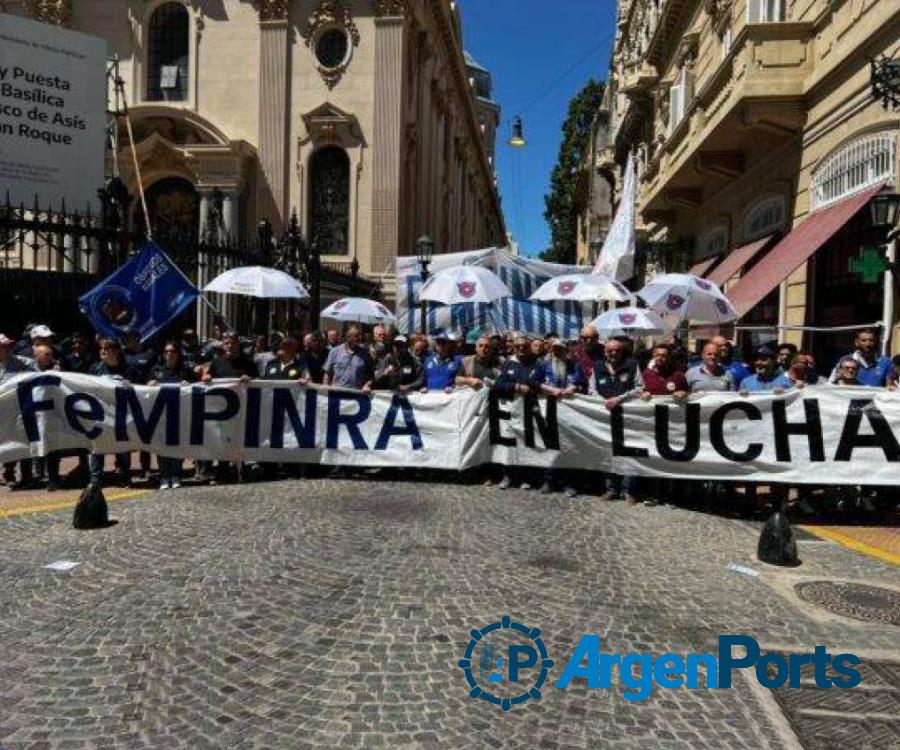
[302,332,328,384]
[374,335,423,393]
[323,325,373,393]
[423,333,462,393]
[594,338,643,505]
[712,336,752,386]
[535,339,585,498]
[456,337,501,390]
[88,338,141,487]
[494,336,541,491]
[262,337,307,382]
[738,347,793,394]
[686,342,735,393]
[149,341,196,489]
[828,328,892,387]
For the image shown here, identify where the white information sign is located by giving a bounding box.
[0,13,106,209]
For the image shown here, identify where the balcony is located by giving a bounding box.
[642,20,814,214]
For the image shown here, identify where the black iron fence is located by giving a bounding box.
[0,191,380,338]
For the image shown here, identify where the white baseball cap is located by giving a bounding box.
[30,325,54,339]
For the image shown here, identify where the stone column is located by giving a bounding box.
[196,190,211,338]
[257,4,290,229]
[222,192,237,240]
[370,12,406,276]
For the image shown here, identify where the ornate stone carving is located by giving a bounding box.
[257,0,289,21]
[371,0,407,17]
[29,0,71,25]
[302,1,361,90]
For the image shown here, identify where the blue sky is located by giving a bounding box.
[461,0,617,257]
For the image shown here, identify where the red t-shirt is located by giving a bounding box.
[642,367,688,396]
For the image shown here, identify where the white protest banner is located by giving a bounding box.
[0,13,106,209]
[2,373,899,485]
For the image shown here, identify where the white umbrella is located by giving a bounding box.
[417,265,510,305]
[637,273,736,323]
[589,306,670,340]
[529,273,631,304]
[321,297,396,325]
[203,266,308,299]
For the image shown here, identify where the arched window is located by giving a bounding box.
[147,2,189,102]
[308,147,350,255]
[811,132,896,210]
[744,195,785,240]
[700,224,728,256]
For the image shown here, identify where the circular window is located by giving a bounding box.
[315,28,349,70]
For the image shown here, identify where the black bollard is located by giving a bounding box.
[72,482,109,530]
[757,511,799,566]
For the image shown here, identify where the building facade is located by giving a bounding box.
[604,0,900,361]
[575,103,615,266]
[1,0,505,302]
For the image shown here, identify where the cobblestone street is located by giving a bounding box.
[0,476,898,749]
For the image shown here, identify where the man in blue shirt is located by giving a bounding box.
[828,328,892,387]
[712,335,752,385]
[739,347,793,393]
[423,333,462,392]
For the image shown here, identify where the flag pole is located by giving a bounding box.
[114,76,152,241]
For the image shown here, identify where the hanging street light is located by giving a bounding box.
[508,115,526,148]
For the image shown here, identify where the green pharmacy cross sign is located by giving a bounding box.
[848,245,889,284]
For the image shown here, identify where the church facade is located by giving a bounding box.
[1,0,505,298]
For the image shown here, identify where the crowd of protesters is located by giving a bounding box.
[0,319,897,516]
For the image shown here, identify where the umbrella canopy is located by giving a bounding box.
[203,266,308,299]
[528,273,631,303]
[637,273,736,323]
[589,306,670,340]
[320,297,396,325]
[417,265,511,305]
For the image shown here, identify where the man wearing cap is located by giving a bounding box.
[374,335,423,392]
[17,324,61,363]
[739,347,793,393]
[423,333,462,392]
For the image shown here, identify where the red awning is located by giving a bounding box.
[706,235,774,287]
[687,254,721,277]
[727,184,886,317]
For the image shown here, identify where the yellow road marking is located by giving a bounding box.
[0,489,151,519]
[802,525,900,567]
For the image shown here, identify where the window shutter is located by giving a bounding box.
[683,68,694,110]
[668,83,681,132]
[747,0,761,23]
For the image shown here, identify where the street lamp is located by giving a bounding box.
[869,192,900,230]
[508,115,526,148]
[416,234,435,335]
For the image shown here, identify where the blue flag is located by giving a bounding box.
[79,241,199,343]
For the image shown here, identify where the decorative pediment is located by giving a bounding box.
[299,103,365,148]
[256,0,289,21]
[371,0,407,16]
[29,0,71,26]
